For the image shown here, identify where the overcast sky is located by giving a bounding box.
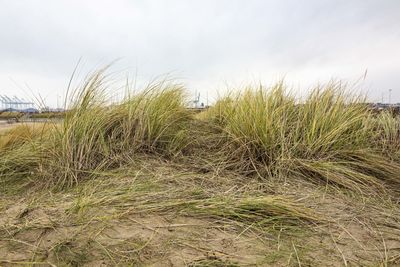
[0,0,399,106]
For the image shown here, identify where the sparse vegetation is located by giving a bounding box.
[1,69,400,266]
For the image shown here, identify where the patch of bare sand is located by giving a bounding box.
[1,211,269,266]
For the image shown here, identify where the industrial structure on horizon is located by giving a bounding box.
[0,95,37,113]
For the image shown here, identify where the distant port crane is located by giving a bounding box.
[0,95,36,112]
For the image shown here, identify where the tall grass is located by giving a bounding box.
[1,71,399,193]
[0,70,191,188]
[203,82,400,192]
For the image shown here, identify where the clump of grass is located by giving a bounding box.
[179,196,320,225]
[51,76,191,187]
[373,110,400,159]
[204,82,400,192]
[109,82,191,155]
[0,69,192,189]
[0,123,54,192]
[0,123,51,150]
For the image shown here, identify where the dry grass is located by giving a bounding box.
[0,123,52,150]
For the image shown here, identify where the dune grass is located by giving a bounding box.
[1,70,399,193]
[202,82,400,192]
[374,110,400,158]
[0,71,191,189]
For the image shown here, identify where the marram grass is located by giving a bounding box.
[203,82,400,192]
[0,70,191,188]
[1,71,399,193]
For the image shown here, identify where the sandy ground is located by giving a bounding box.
[1,157,400,266]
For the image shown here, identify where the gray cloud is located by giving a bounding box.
[0,0,399,106]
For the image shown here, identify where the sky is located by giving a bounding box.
[0,0,399,107]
